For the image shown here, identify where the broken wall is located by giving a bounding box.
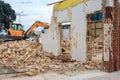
[40,9,71,56]
[40,14,60,56]
[115,0,120,71]
[40,0,102,63]
[71,0,102,62]
[103,0,114,72]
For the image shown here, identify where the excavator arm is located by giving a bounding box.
[24,21,49,38]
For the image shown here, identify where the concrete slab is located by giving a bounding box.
[84,71,120,80]
[0,70,108,80]
[0,64,16,75]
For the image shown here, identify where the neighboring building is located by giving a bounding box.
[40,0,120,72]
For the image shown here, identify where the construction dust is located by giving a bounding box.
[0,40,102,76]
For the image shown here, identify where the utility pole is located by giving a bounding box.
[16,12,28,24]
[16,12,23,24]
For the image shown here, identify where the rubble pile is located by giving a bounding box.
[0,39,4,44]
[92,35,103,56]
[0,40,85,76]
[84,61,102,70]
[0,40,102,76]
[62,40,70,54]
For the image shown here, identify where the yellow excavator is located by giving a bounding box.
[7,21,49,40]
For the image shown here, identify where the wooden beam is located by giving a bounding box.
[47,0,64,6]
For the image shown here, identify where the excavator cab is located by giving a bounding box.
[8,23,24,38]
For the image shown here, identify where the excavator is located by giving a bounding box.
[7,21,49,40]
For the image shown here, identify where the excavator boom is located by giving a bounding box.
[24,21,49,38]
[7,21,49,40]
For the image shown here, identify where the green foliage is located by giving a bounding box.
[0,1,16,30]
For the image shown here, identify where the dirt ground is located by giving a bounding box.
[0,70,107,80]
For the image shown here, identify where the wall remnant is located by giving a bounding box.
[103,0,114,72]
[103,23,113,61]
[41,0,102,63]
[113,0,120,70]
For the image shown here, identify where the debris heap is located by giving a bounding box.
[0,40,102,76]
[92,35,103,56]
[0,40,84,76]
[62,40,70,54]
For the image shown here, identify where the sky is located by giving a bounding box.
[4,0,60,31]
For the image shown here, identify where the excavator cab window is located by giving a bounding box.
[12,24,17,30]
[18,25,22,30]
[11,24,22,31]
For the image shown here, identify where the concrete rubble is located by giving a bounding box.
[92,34,103,56]
[0,40,102,76]
[62,40,70,54]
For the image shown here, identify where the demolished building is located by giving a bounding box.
[40,0,120,72]
[41,0,103,63]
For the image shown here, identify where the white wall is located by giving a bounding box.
[40,14,60,55]
[56,9,70,23]
[41,9,71,55]
[85,0,102,13]
[40,0,102,62]
[62,29,70,40]
[71,0,102,62]
[71,3,87,62]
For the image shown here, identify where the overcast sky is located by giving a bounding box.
[4,0,60,31]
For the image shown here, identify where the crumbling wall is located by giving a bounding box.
[40,14,60,56]
[103,0,114,72]
[71,0,102,62]
[103,23,113,61]
[114,0,120,71]
[40,0,102,63]
[41,8,71,56]
[71,3,87,62]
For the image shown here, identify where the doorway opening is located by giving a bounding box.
[86,12,103,63]
[58,22,71,55]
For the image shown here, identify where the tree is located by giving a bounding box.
[0,1,16,31]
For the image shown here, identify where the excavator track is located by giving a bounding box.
[0,35,23,43]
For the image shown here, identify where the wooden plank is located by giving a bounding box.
[47,0,64,6]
